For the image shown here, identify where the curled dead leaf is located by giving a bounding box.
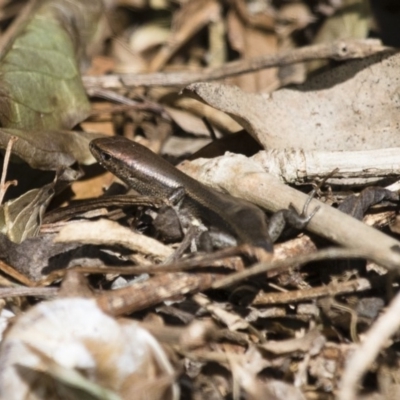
[185,50,400,151]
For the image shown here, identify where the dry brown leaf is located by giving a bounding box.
[112,37,149,74]
[149,0,221,71]
[0,128,101,170]
[275,3,314,87]
[185,50,400,151]
[226,8,278,92]
[231,0,275,30]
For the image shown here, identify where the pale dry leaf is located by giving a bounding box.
[185,50,400,151]
[165,95,242,133]
[193,294,249,331]
[112,38,148,74]
[54,219,173,260]
[258,329,325,355]
[112,19,170,74]
[0,181,55,243]
[261,380,306,400]
[164,106,215,136]
[0,308,14,341]
[276,3,315,35]
[0,298,178,400]
[309,342,356,393]
[117,0,168,10]
[129,21,170,53]
[163,136,211,157]
[229,347,306,400]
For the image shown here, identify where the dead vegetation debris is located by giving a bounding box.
[0,0,399,399]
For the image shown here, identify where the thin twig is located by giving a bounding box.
[95,248,384,316]
[82,39,388,89]
[0,259,37,287]
[212,248,381,289]
[86,88,168,117]
[0,286,58,298]
[35,245,248,286]
[252,277,372,305]
[43,194,164,224]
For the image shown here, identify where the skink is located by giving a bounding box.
[90,136,274,252]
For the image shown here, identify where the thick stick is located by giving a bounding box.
[179,153,400,271]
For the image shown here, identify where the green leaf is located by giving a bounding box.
[0,0,105,130]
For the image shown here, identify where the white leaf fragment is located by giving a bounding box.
[0,298,178,400]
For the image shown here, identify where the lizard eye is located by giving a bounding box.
[101,151,111,162]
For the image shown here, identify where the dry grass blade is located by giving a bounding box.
[0,135,17,205]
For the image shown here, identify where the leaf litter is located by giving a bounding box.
[0,0,400,399]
